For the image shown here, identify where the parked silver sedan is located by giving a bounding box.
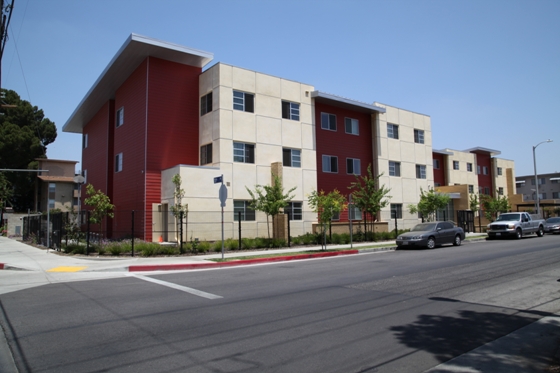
[396,221,465,249]
[545,217,560,234]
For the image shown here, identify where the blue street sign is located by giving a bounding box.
[213,176,223,184]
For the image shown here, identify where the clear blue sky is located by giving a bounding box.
[2,0,559,177]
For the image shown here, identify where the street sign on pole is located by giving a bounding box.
[214,176,223,184]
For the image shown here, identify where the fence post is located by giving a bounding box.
[180,211,184,253]
[131,210,135,257]
[238,211,241,250]
[287,212,291,248]
[86,210,90,256]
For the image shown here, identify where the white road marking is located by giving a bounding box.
[126,274,223,299]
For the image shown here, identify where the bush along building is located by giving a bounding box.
[63,34,517,241]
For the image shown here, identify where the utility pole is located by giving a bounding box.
[0,0,15,90]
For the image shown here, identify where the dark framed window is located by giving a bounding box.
[389,161,401,177]
[498,187,504,195]
[416,165,426,179]
[285,202,302,220]
[115,153,123,173]
[233,90,254,112]
[497,167,503,176]
[349,205,362,220]
[345,118,359,135]
[283,148,301,168]
[200,143,212,165]
[433,159,439,169]
[201,92,213,116]
[82,134,88,149]
[233,201,255,221]
[322,155,338,173]
[414,129,424,144]
[468,185,474,194]
[282,101,300,121]
[390,204,402,219]
[387,123,399,139]
[453,161,460,170]
[116,107,124,127]
[321,112,336,131]
[233,142,255,163]
[346,158,361,175]
[467,163,473,172]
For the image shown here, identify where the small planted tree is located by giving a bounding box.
[469,193,480,214]
[246,173,296,240]
[408,187,450,222]
[84,184,114,237]
[169,174,188,247]
[480,192,511,221]
[308,189,347,250]
[348,164,391,234]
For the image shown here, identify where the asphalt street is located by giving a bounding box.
[1,235,560,372]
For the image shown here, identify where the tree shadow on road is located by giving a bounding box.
[390,300,560,372]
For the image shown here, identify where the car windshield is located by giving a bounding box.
[495,213,520,222]
[546,217,560,224]
[411,223,437,232]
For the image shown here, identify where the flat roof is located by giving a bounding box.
[433,149,454,155]
[311,91,386,114]
[464,147,501,156]
[63,34,213,134]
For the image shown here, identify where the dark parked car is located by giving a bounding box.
[545,217,560,234]
[396,221,465,249]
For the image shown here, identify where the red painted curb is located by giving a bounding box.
[128,250,359,272]
[0,263,4,270]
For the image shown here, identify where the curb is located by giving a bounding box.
[128,250,359,272]
[0,263,3,270]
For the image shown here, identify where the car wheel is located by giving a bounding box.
[453,234,462,246]
[426,237,436,249]
[537,226,544,237]
[515,228,522,239]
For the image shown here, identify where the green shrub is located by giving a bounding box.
[63,244,80,254]
[241,238,255,250]
[225,238,239,250]
[72,245,85,255]
[197,241,211,253]
[339,233,350,244]
[254,237,268,248]
[211,240,222,252]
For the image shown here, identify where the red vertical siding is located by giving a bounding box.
[315,102,374,222]
[475,152,494,196]
[433,153,446,186]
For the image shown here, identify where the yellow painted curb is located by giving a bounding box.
[47,266,88,272]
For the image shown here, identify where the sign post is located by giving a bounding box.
[215,175,227,260]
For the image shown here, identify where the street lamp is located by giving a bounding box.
[533,139,553,217]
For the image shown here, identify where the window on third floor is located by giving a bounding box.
[345,118,359,135]
[414,129,424,144]
[387,123,399,139]
[321,112,336,131]
[233,90,254,113]
[281,101,300,121]
[201,92,213,116]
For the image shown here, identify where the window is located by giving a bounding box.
[390,204,402,219]
[389,161,401,177]
[498,187,504,195]
[82,134,88,149]
[285,202,302,220]
[416,165,426,179]
[116,107,124,127]
[467,163,473,172]
[497,167,503,176]
[539,178,546,185]
[552,179,559,184]
[48,183,56,209]
[283,148,301,168]
[345,118,359,135]
[414,129,424,144]
[553,192,560,198]
[322,155,338,173]
[346,158,361,175]
[233,201,255,221]
[233,90,254,112]
[433,159,440,169]
[434,182,441,187]
[468,185,474,194]
[483,166,488,175]
[477,165,481,174]
[321,112,336,131]
[233,142,255,163]
[387,123,399,139]
[453,161,459,170]
[349,205,362,220]
[82,170,87,184]
[484,187,490,195]
[200,143,212,165]
[282,101,300,121]
[115,153,123,172]
[331,211,340,221]
[534,192,547,200]
[201,92,213,116]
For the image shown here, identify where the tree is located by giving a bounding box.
[84,184,114,237]
[246,173,296,239]
[348,164,391,233]
[480,192,511,221]
[0,89,57,211]
[169,174,188,244]
[408,187,451,222]
[0,173,12,210]
[308,189,347,250]
[469,193,480,216]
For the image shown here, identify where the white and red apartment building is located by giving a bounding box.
[63,34,516,241]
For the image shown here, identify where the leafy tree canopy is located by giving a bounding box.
[408,187,451,222]
[481,192,511,221]
[348,164,391,224]
[308,189,347,249]
[84,184,114,236]
[0,89,57,211]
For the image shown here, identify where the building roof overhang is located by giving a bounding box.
[464,146,501,156]
[311,91,386,114]
[63,34,214,134]
[433,149,454,156]
[37,176,76,183]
